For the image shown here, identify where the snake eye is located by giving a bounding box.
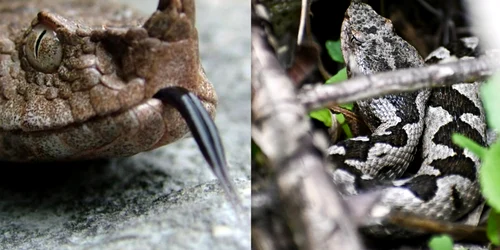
[24,24,63,73]
[350,30,364,45]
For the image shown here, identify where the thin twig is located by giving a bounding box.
[388,212,488,243]
[298,54,500,111]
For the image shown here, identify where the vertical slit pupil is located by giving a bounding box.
[34,29,47,59]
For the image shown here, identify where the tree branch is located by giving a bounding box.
[298,54,500,111]
[251,8,365,250]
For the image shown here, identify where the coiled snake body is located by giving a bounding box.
[328,1,486,234]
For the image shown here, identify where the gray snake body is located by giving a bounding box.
[328,2,486,234]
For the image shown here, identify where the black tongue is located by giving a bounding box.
[153,87,240,206]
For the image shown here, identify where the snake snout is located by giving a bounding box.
[157,0,195,23]
[143,0,196,42]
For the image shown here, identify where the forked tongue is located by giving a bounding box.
[153,87,242,211]
[147,0,242,213]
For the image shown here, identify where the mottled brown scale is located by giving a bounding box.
[0,0,217,161]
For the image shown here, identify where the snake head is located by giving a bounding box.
[341,1,423,77]
[5,0,237,202]
[16,0,214,143]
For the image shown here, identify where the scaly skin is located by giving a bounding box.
[0,0,217,161]
[330,1,428,180]
[330,1,485,237]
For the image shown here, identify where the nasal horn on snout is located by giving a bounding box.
[143,0,197,42]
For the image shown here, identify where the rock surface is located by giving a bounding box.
[0,0,250,249]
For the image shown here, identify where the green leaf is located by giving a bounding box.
[326,68,347,84]
[452,133,487,160]
[325,40,344,63]
[480,141,500,211]
[335,113,345,123]
[340,103,354,110]
[335,114,353,138]
[481,75,500,130]
[251,140,266,167]
[310,109,332,127]
[428,235,453,250]
[251,140,261,159]
[487,209,500,245]
[341,121,353,138]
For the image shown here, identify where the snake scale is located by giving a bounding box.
[0,0,236,200]
[328,1,486,235]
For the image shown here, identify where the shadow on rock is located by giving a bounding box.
[0,158,174,213]
[0,159,112,192]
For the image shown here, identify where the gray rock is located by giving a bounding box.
[0,0,250,249]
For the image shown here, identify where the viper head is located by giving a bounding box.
[17,0,236,203]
